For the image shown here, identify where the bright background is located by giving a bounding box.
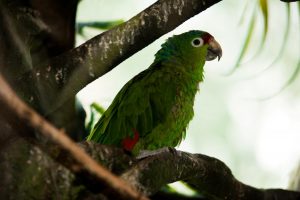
[76,0,300,190]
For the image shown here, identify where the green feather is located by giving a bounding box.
[87,30,218,154]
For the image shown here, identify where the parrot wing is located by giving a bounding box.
[87,61,176,150]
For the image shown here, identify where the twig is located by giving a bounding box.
[0,73,149,200]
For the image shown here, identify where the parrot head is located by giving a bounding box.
[155,30,222,65]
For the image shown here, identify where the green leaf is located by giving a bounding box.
[239,0,269,65]
[238,0,251,25]
[260,61,300,100]
[86,103,106,133]
[86,108,95,134]
[226,7,257,74]
[259,0,269,43]
[262,4,291,71]
[243,3,291,79]
[90,102,106,115]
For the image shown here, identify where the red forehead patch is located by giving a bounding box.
[202,33,213,44]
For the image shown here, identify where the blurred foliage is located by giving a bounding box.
[233,0,297,71]
[86,102,106,133]
[231,0,299,95]
[260,60,300,100]
[259,0,269,46]
[76,20,124,36]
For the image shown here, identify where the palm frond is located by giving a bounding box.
[226,6,257,74]
[238,0,251,25]
[243,3,291,79]
[236,0,269,65]
[259,0,269,44]
[259,61,300,100]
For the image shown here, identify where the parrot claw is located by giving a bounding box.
[136,147,178,160]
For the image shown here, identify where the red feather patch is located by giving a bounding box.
[122,129,140,151]
[202,33,213,44]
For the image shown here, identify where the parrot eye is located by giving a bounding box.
[191,38,204,47]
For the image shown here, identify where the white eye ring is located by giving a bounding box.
[191,38,204,47]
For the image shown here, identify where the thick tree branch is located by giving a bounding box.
[0,74,149,200]
[3,138,299,199]
[120,150,300,200]
[280,0,299,2]
[2,136,298,199]
[30,0,222,115]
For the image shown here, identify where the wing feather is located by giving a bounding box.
[87,62,176,147]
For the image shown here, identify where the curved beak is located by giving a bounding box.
[206,38,222,61]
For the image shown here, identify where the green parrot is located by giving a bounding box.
[87,30,222,155]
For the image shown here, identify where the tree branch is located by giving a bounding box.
[3,138,298,199]
[280,0,299,2]
[30,0,222,115]
[0,74,149,200]
[120,150,300,200]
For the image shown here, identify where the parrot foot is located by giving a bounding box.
[136,147,177,160]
